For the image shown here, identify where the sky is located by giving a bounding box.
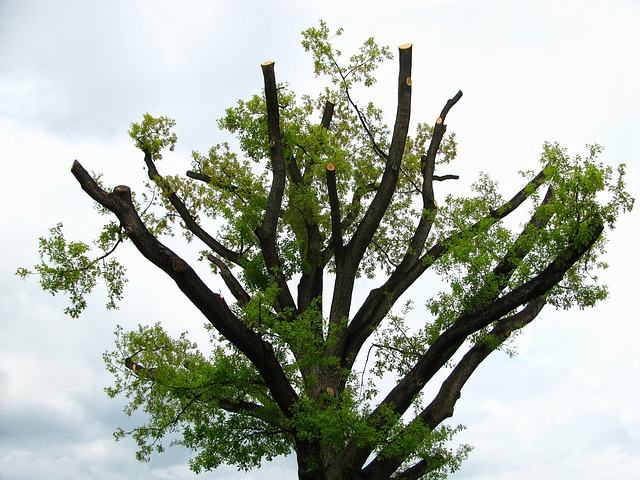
[1,0,639,479]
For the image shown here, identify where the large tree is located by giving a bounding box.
[20,23,633,479]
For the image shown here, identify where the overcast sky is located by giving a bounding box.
[1,0,639,479]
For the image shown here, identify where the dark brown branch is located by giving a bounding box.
[349,44,413,263]
[477,186,555,302]
[321,99,335,129]
[207,254,251,307]
[406,91,464,260]
[125,394,201,440]
[254,61,297,314]
[363,298,545,479]
[288,148,306,186]
[71,160,299,417]
[185,170,211,183]
[125,355,269,422]
[419,299,545,428]
[343,85,389,161]
[438,90,464,122]
[328,44,413,336]
[186,170,245,207]
[293,100,334,312]
[125,357,156,378]
[337,214,603,472]
[326,163,344,263]
[141,151,242,266]
[450,186,555,319]
[432,174,459,181]
[371,218,602,427]
[329,53,388,161]
[422,91,463,175]
[342,161,552,374]
[258,60,286,237]
[217,397,265,415]
[390,455,448,480]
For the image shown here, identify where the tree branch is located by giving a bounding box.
[371,218,602,427]
[362,298,545,479]
[342,161,551,373]
[141,151,243,266]
[185,170,212,183]
[348,44,413,265]
[336,213,603,472]
[124,355,273,424]
[207,254,251,307]
[254,61,297,314]
[258,61,287,237]
[71,160,299,417]
[326,162,344,263]
[390,455,448,480]
[328,44,413,335]
[419,299,545,428]
[432,174,460,181]
[422,90,463,174]
[329,53,388,162]
[294,100,334,312]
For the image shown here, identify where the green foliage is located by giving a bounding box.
[301,20,393,89]
[16,223,127,317]
[128,114,177,160]
[104,323,291,470]
[419,142,633,346]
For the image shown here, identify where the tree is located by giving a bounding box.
[19,22,633,479]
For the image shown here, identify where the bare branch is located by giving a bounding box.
[326,163,344,262]
[207,254,251,307]
[258,60,286,237]
[254,61,298,314]
[432,174,459,181]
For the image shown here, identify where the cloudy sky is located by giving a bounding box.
[1,0,639,479]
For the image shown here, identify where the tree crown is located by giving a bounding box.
[19,22,633,480]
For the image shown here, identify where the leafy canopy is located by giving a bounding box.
[19,21,633,480]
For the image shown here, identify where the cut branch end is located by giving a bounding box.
[113,185,132,202]
[172,257,187,272]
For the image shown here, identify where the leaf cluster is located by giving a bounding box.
[103,323,291,470]
[16,222,127,317]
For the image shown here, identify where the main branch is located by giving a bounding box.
[255,61,297,314]
[70,161,299,417]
